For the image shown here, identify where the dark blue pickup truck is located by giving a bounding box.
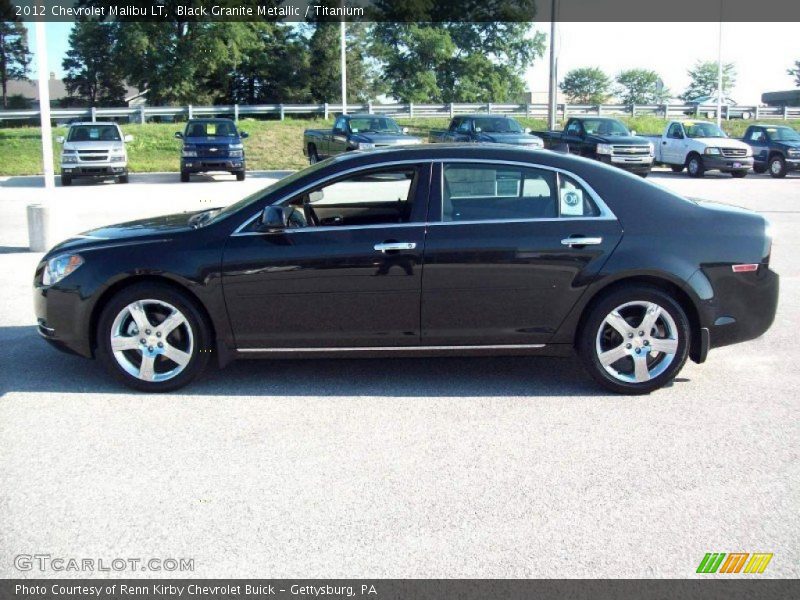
[176,118,249,182]
[742,124,800,178]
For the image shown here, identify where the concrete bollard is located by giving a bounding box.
[27,203,52,252]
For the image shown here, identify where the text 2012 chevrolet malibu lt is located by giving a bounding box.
[33,146,778,394]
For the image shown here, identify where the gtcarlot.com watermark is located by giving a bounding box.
[14,553,194,572]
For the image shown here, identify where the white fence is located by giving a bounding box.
[2,101,799,123]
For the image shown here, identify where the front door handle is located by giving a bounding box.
[561,237,602,247]
[374,242,416,253]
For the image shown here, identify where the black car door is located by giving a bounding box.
[421,160,623,346]
[222,162,431,349]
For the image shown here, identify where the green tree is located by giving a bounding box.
[559,67,611,104]
[0,17,31,108]
[62,21,127,105]
[614,68,669,105]
[372,23,544,103]
[788,60,800,87]
[681,61,736,101]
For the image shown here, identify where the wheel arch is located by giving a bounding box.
[573,274,704,363]
[768,150,785,161]
[88,274,219,362]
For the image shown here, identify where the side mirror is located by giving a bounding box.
[630,130,637,136]
[239,131,249,139]
[524,127,532,134]
[259,206,290,231]
[124,134,134,143]
[175,132,183,139]
[56,136,65,144]
[402,127,409,134]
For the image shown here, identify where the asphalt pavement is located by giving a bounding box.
[0,169,798,578]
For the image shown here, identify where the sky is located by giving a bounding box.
[26,21,800,105]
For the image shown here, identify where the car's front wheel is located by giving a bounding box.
[96,282,212,392]
[578,286,690,394]
[769,154,787,178]
[686,154,705,178]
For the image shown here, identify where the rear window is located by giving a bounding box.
[67,125,121,142]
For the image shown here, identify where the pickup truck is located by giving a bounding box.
[741,124,800,178]
[429,115,544,149]
[532,117,653,176]
[303,114,422,163]
[646,120,753,178]
[57,122,133,186]
[176,118,249,182]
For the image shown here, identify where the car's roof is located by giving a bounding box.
[343,113,396,119]
[186,118,235,123]
[69,122,120,127]
[456,114,518,119]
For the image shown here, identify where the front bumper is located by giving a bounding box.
[182,158,245,173]
[785,157,800,171]
[33,281,94,358]
[61,163,127,178]
[702,155,754,172]
[598,155,653,173]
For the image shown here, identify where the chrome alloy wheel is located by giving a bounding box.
[109,299,194,382]
[595,301,679,384]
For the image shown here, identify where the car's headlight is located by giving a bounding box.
[229,150,244,158]
[110,156,126,163]
[596,143,613,155]
[357,142,375,150]
[705,147,721,155]
[42,253,84,286]
[744,147,753,157]
[61,151,77,161]
[230,143,243,150]
[787,149,800,157]
[182,146,197,157]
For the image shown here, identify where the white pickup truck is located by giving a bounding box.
[647,120,753,178]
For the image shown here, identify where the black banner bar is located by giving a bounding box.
[2,580,800,600]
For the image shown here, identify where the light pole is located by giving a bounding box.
[547,0,559,130]
[340,20,347,115]
[716,2,723,127]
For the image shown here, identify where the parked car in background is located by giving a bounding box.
[176,118,248,182]
[684,95,753,120]
[34,145,777,395]
[647,120,753,178]
[533,117,653,176]
[429,115,544,149]
[303,114,422,163]
[57,122,132,186]
[741,124,800,178]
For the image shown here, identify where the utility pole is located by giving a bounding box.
[28,21,54,251]
[547,0,558,130]
[340,20,347,115]
[716,1,723,127]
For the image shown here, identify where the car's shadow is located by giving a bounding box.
[0,171,294,188]
[0,325,604,398]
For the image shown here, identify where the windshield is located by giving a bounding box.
[474,118,524,134]
[348,117,402,134]
[185,121,237,137]
[685,122,726,138]
[581,119,630,136]
[67,125,121,142]
[206,162,328,225]
[766,126,800,142]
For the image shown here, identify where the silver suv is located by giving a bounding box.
[57,122,133,186]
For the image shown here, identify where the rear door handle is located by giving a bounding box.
[561,237,602,247]
[374,242,416,253]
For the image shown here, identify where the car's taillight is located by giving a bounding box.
[732,264,759,273]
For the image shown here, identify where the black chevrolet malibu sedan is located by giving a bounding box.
[33,145,778,394]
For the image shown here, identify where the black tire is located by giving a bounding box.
[768,154,787,178]
[670,165,684,173]
[731,170,748,178]
[235,170,246,181]
[62,174,72,186]
[577,285,690,395]
[753,163,767,174]
[118,174,129,184]
[686,154,705,178]
[308,144,320,164]
[638,172,649,178]
[96,282,213,392]
[180,171,190,182]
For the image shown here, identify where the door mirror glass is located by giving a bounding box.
[175,132,183,139]
[260,206,289,230]
[239,131,249,139]
[124,134,134,143]
[630,130,637,136]
[56,136,65,144]
[524,127,532,134]
[402,127,409,134]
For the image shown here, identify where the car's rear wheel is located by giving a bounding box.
[308,144,320,164]
[686,154,705,178]
[96,282,212,392]
[769,154,787,178]
[578,286,690,394]
[670,165,684,173]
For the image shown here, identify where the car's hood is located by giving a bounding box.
[690,137,750,149]
[183,136,241,145]
[585,134,650,145]
[63,141,124,151]
[776,140,800,149]
[48,211,203,255]
[352,133,422,145]
[477,133,544,145]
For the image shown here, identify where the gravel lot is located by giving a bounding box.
[0,168,798,578]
